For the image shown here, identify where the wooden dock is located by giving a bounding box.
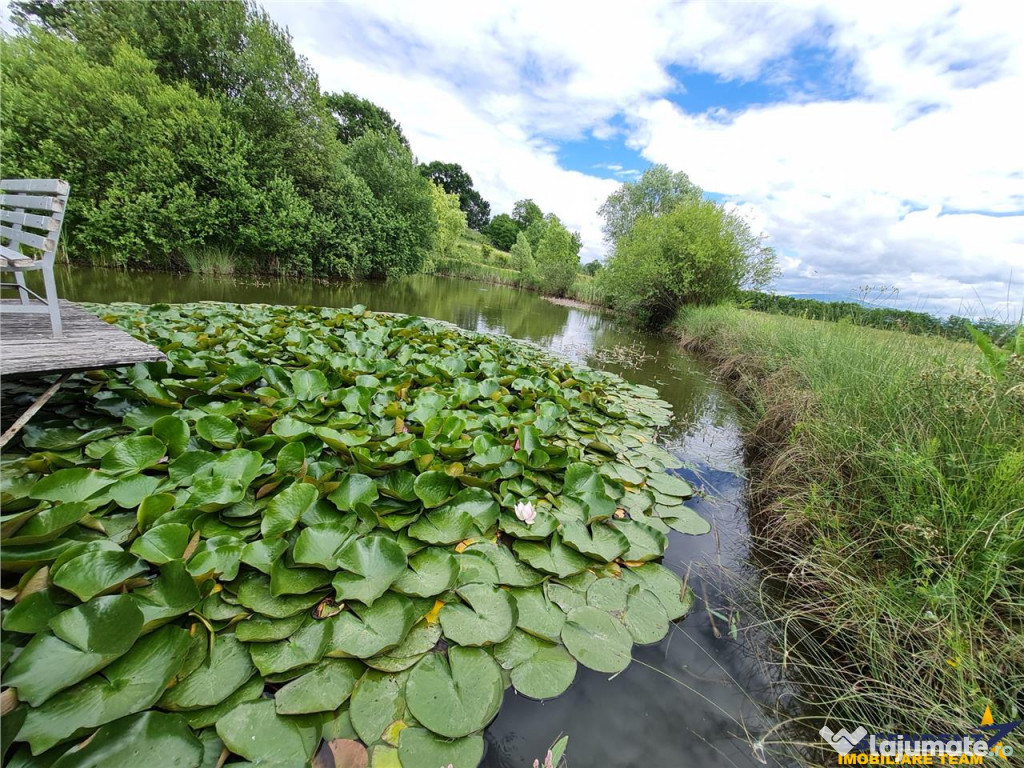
[1,300,166,377]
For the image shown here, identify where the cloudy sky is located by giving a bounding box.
[265,0,1023,317]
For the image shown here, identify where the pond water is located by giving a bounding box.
[49,267,788,767]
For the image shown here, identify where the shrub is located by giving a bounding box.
[599,199,777,329]
[533,216,579,296]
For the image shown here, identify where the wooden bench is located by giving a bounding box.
[1,178,70,337]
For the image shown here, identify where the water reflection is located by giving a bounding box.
[47,267,788,767]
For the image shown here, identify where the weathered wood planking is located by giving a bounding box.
[1,300,166,377]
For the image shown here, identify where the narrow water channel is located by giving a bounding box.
[48,267,789,767]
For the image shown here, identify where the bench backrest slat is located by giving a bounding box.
[0,209,61,232]
[0,179,70,266]
[0,178,71,196]
[1,225,56,253]
[0,194,65,213]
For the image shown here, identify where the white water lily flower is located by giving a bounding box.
[514,500,537,525]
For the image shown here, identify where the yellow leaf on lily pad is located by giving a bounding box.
[382,719,408,746]
[425,600,444,624]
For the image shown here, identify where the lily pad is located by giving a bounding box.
[412,471,458,508]
[158,633,255,710]
[397,727,484,768]
[510,586,566,642]
[43,711,203,768]
[99,436,166,474]
[262,482,319,538]
[405,647,503,738]
[329,473,379,512]
[392,547,459,598]
[624,586,671,645]
[560,606,633,674]
[274,658,364,714]
[439,583,517,647]
[332,535,408,606]
[509,644,577,700]
[328,592,417,658]
[513,535,592,578]
[215,698,321,765]
[350,669,409,746]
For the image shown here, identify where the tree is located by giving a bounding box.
[418,161,491,230]
[484,213,519,251]
[324,91,409,149]
[598,197,778,329]
[345,131,437,277]
[512,198,544,230]
[533,215,580,296]
[0,33,254,267]
[12,0,336,194]
[428,182,467,259]
[580,260,602,276]
[509,231,534,275]
[598,164,703,244]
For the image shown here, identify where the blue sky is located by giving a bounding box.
[271,2,1021,316]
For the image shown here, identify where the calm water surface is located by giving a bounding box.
[53,268,790,768]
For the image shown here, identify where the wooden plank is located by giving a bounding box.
[0,210,60,232]
[0,374,69,449]
[0,245,37,268]
[0,179,70,196]
[1,300,166,377]
[1,226,54,253]
[0,194,64,213]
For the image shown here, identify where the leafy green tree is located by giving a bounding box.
[598,164,702,244]
[429,182,467,259]
[0,33,254,267]
[509,231,534,274]
[598,198,778,328]
[512,198,544,230]
[345,131,437,277]
[533,215,580,296]
[325,91,409,149]
[484,213,519,251]
[419,161,491,229]
[523,218,548,251]
[580,260,602,276]
[12,0,334,195]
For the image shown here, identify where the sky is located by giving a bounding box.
[263,0,1023,318]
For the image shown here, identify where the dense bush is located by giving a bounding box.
[1,0,441,280]
[419,161,491,230]
[0,34,251,267]
[483,213,519,251]
[533,216,580,297]
[428,183,467,260]
[509,232,534,274]
[599,174,777,328]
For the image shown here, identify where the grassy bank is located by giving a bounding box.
[425,232,611,306]
[673,306,1023,748]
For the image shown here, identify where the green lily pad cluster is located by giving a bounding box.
[1,302,707,768]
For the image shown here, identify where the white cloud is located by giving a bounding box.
[266,0,1024,316]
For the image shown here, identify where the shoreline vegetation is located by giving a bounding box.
[674,306,1023,754]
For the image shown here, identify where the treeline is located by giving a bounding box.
[0,0,499,280]
[737,291,1017,343]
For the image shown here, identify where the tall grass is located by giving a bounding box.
[675,306,1024,754]
[566,274,607,306]
[425,256,523,287]
[179,244,236,276]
